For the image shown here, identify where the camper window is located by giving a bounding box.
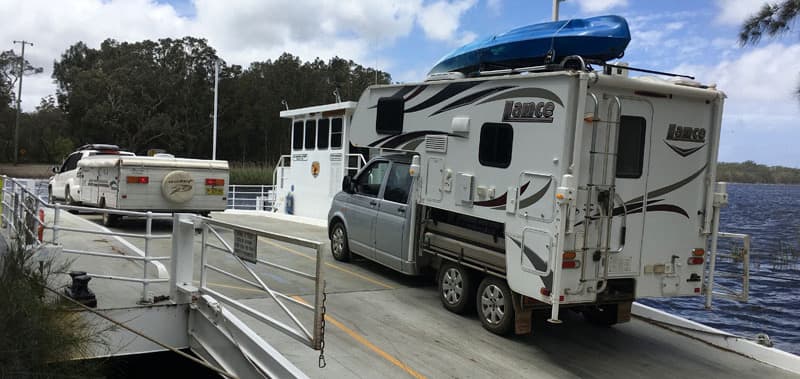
[479,123,513,168]
[331,118,343,149]
[384,163,412,204]
[293,121,304,150]
[616,115,646,178]
[305,119,317,150]
[355,161,389,197]
[318,118,330,149]
[376,97,404,135]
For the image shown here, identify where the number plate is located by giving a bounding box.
[206,187,223,196]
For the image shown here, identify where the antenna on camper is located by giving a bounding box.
[552,0,565,21]
[281,99,289,110]
[333,88,341,103]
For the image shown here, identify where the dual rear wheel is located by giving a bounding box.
[438,261,515,335]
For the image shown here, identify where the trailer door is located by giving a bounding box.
[608,99,653,277]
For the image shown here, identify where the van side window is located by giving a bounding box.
[63,153,81,172]
[383,163,412,204]
[616,116,646,178]
[292,121,304,150]
[355,161,389,197]
[376,97,404,135]
[318,118,330,149]
[305,119,317,150]
[479,123,513,168]
[331,118,343,149]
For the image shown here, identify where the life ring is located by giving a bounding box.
[162,171,195,203]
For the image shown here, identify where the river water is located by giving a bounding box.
[640,183,800,355]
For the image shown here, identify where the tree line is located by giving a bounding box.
[717,161,800,184]
[0,37,389,164]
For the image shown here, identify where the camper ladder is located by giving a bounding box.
[581,94,625,292]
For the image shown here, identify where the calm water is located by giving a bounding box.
[640,183,800,355]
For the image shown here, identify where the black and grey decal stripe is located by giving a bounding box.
[516,178,553,210]
[627,164,708,204]
[430,86,516,116]
[374,130,461,149]
[367,85,425,109]
[404,81,486,113]
[665,141,706,157]
[508,237,553,289]
[475,87,564,107]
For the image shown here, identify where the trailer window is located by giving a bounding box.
[384,163,412,204]
[479,123,513,168]
[317,118,330,149]
[376,96,404,135]
[331,118,343,149]
[616,116,646,179]
[292,121,304,150]
[305,119,317,150]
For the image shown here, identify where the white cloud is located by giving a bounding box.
[715,0,769,25]
[0,0,481,111]
[417,0,478,42]
[573,0,628,13]
[486,0,502,15]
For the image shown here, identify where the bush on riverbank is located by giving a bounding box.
[0,237,101,377]
[229,162,274,185]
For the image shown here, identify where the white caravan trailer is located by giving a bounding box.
[78,155,229,225]
[325,58,737,334]
[275,102,367,219]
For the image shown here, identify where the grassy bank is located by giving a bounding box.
[229,162,274,185]
[0,164,54,179]
[0,237,101,377]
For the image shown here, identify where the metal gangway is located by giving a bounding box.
[1,175,327,378]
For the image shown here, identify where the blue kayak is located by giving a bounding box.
[428,15,631,75]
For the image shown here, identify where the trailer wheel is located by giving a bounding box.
[438,261,473,314]
[100,199,121,227]
[64,186,78,213]
[330,221,351,262]
[477,276,515,335]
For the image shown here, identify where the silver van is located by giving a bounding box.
[327,155,416,272]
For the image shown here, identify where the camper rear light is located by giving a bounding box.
[692,248,705,257]
[563,251,577,260]
[687,257,704,265]
[126,176,149,184]
[205,178,225,186]
[562,260,581,269]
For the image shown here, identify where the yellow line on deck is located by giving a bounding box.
[291,296,427,379]
[258,237,395,290]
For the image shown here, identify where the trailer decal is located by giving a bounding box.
[508,236,553,289]
[367,85,428,109]
[664,141,705,157]
[375,130,462,149]
[430,86,516,116]
[404,81,486,113]
[516,178,553,209]
[627,164,707,203]
[475,87,564,107]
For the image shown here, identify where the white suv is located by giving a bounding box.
[49,144,135,204]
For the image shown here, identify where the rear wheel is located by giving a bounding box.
[48,186,54,203]
[438,261,474,314]
[330,221,351,262]
[65,186,74,205]
[476,276,515,335]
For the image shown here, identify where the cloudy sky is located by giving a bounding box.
[2,0,799,165]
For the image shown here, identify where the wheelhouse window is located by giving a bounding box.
[305,119,317,150]
[331,117,343,149]
[479,123,513,168]
[616,116,646,179]
[292,121,304,150]
[317,118,330,149]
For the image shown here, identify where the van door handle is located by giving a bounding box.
[397,207,406,213]
[369,201,377,206]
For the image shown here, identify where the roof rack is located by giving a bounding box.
[77,144,120,151]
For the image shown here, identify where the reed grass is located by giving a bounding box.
[229,162,274,185]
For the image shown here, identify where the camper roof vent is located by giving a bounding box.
[425,134,448,153]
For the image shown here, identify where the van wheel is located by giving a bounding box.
[100,199,120,227]
[477,276,515,335]
[330,222,351,262]
[48,186,54,203]
[438,261,474,314]
[65,186,74,205]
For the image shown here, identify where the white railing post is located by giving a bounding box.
[312,244,326,350]
[199,223,208,290]
[52,203,60,243]
[141,211,153,303]
[170,213,196,304]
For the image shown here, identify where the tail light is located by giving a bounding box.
[692,248,705,257]
[205,178,225,186]
[126,176,149,184]
[562,251,580,269]
[688,257,704,265]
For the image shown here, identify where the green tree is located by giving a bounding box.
[740,0,800,96]
[0,50,42,161]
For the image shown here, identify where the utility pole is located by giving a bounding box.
[212,59,219,160]
[12,40,33,165]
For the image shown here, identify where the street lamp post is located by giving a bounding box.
[12,40,33,165]
[212,59,220,160]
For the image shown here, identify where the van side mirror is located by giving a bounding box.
[51,166,59,174]
[342,176,354,193]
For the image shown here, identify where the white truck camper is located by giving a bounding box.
[77,155,229,226]
[294,57,736,335]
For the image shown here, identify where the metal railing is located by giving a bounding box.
[228,184,277,211]
[705,232,751,307]
[1,175,172,303]
[185,215,327,350]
